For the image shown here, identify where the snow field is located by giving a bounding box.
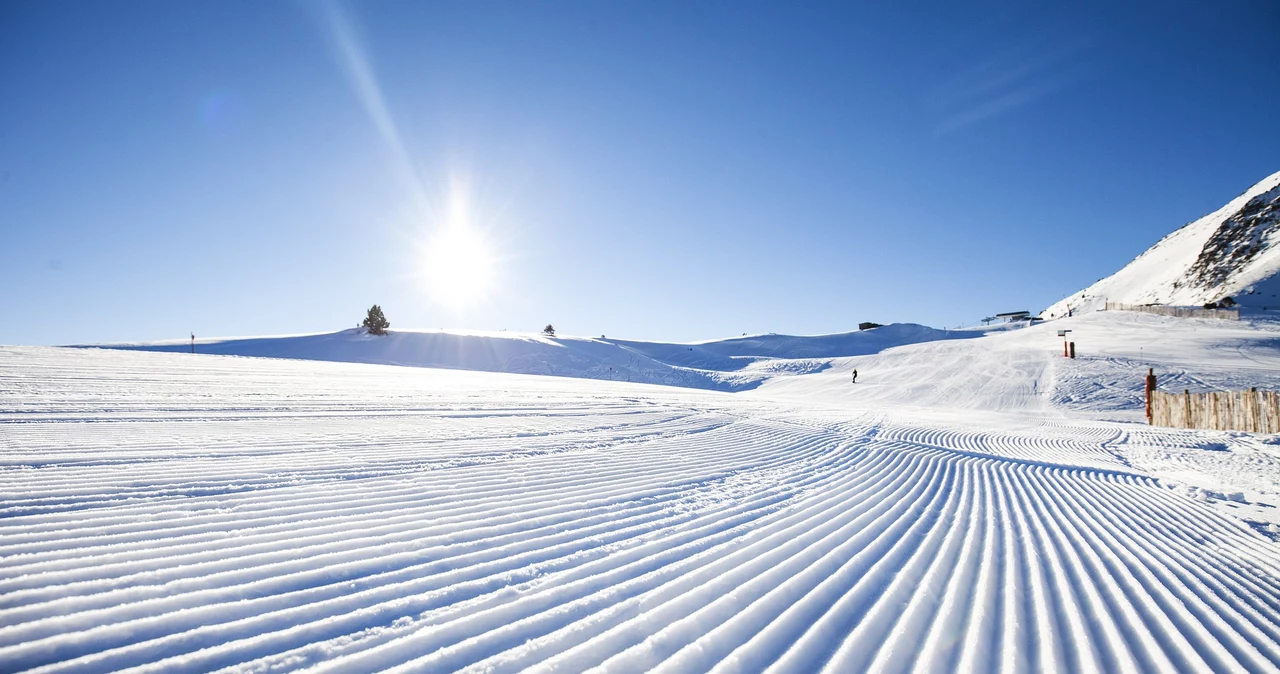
[88,322,981,394]
[754,310,1280,530]
[758,310,1280,419]
[3,346,1280,672]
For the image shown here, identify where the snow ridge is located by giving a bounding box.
[80,323,982,392]
[1045,169,1280,317]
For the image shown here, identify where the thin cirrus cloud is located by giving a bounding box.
[930,39,1088,135]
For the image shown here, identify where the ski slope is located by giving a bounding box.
[761,310,1280,417]
[4,309,1280,672]
[83,323,982,393]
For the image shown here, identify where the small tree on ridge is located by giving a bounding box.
[363,305,390,335]
[543,324,556,337]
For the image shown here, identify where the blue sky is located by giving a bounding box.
[2,0,1278,344]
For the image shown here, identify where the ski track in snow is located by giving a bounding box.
[3,345,1280,673]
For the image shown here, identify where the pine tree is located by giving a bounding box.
[543,324,555,336]
[362,305,390,335]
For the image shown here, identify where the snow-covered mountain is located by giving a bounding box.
[1044,169,1280,318]
[9,308,1280,671]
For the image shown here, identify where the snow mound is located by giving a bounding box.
[80,324,983,392]
[1045,169,1280,317]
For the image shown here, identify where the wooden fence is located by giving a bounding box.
[1105,302,1239,320]
[1150,388,1280,433]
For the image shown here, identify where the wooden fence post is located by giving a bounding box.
[1152,365,1162,424]
[1249,387,1258,433]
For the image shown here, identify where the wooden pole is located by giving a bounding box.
[1069,342,1076,359]
[1145,368,1156,424]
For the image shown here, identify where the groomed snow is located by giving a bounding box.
[4,310,1280,671]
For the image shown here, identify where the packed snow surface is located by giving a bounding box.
[5,310,1280,672]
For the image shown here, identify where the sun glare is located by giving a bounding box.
[424,224,495,308]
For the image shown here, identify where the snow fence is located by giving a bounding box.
[1150,387,1280,433]
[1106,302,1239,320]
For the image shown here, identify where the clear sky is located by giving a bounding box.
[2,0,1278,345]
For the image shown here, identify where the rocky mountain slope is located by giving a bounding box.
[1045,170,1280,317]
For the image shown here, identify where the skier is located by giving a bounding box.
[851,369,858,384]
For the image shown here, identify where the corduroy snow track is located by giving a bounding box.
[2,344,1280,673]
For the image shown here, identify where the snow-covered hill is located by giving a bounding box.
[760,310,1280,417]
[82,324,984,392]
[69,310,1280,529]
[5,319,1280,671]
[10,260,1280,671]
[1045,169,1280,317]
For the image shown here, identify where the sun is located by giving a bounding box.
[424,224,496,308]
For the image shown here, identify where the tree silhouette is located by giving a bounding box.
[362,305,390,335]
[543,324,556,336]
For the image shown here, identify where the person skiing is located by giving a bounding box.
[851,369,858,384]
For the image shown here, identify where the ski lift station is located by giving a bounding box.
[995,310,1032,322]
